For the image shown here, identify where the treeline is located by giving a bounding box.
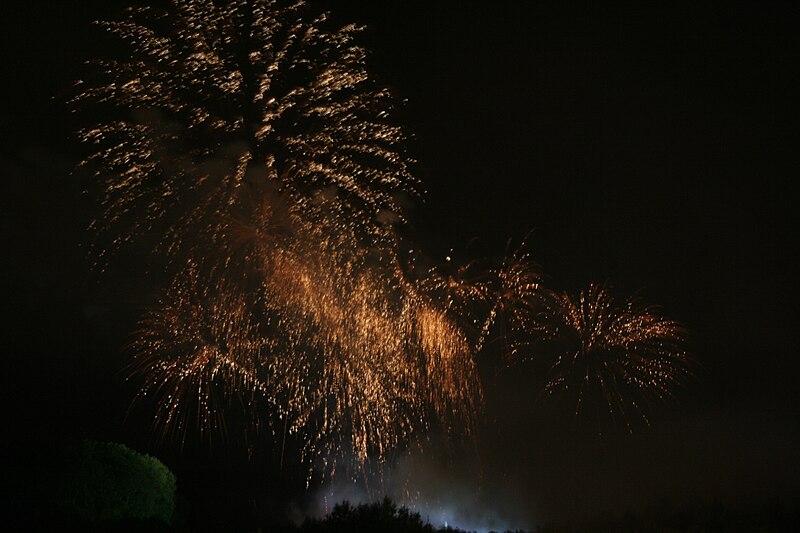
[282,498,799,533]
[9,438,798,532]
[267,498,526,533]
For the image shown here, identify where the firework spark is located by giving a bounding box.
[479,244,550,358]
[75,0,415,266]
[130,217,486,481]
[79,0,489,481]
[129,262,272,446]
[540,283,691,431]
[80,0,690,484]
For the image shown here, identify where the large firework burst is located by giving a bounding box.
[77,0,487,481]
[78,0,691,484]
[75,0,415,265]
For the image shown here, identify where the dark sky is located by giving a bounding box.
[3,1,799,529]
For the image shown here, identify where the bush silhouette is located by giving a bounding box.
[302,497,435,533]
[53,440,176,526]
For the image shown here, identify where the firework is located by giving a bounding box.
[73,0,446,478]
[412,244,551,360]
[129,262,272,446]
[77,0,494,482]
[479,244,550,358]
[130,219,485,480]
[75,0,415,266]
[261,224,425,477]
[541,283,690,430]
[79,0,689,484]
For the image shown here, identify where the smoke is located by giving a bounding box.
[284,400,800,532]
[291,447,540,532]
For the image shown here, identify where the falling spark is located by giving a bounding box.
[78,0,489,482]
[74,0,416,267]
[129,262,272,446]
[78,0,690,484]
[540,283,691,431]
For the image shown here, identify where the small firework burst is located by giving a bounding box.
[478,244,551,358]
[541,283,690,430]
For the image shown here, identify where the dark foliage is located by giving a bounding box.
[300,498,435,533]
[10,439,176,531]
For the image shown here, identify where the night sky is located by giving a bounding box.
[4,1,799,530]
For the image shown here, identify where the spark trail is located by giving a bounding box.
[78,0,486,481]
[539,283,691,431]
[78,0,691,484]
